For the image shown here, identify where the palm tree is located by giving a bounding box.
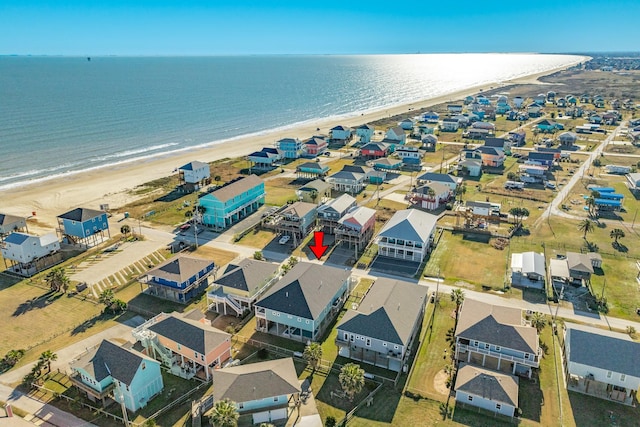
[3,349,25,367]
[450,289,465,324]
[530,312,547,333]
[585,196,596,217]
[99,288,115,307]
[577,219,595,240]
[455,184,467,202]
[209,398,239,427]
[45,267,69,293]
[339,363,365,402]
[39,350,58,374]
[303,342,323,372]
[509,207,530,227]
[120,224,131,238]
[610,228,625,245]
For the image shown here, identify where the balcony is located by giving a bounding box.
[69,374,115,400]
[457,343,540,368]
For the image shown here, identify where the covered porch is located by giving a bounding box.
[567,374,637,406]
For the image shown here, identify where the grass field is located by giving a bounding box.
[236,228,277,249]
[423,231,510,290]
[264,177,298,205]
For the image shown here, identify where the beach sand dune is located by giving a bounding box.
[1,62,585,232]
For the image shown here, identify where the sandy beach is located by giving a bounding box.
[1,59,586,232]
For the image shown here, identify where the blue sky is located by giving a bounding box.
[2,1,639,55]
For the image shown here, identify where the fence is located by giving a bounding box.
[343,381,384,424]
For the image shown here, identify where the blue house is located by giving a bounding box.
[255,262,353,342]
[356,124,376,143]
[330,125,352,144]
[536,120,563,133]
[200,175,265,230]
[295,162,329,179]
[211,358,301,425]
[275,138,304,159]
[144,255,215,303]
[396,146,423,165]
[70,340,163,412]
[248,147,283,169]
[57,207,109,246]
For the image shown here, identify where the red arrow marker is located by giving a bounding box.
[308,231,328,259]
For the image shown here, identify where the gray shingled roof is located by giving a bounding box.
[566,252,593,274]
[58,207,104,222]
[319,194,356,216]
[455,363,519,407]
[148,314,230,355]
[256,263,351,320]
[338,279,428,346]
[565,323,640,378]
[328,170,364,182]
[208,175,263,203]
[414,182,450,196]
[211,358,301,403]
[146,255,213,284]
[299,179,331,194]
[72,340,152,385]
[378,209,438,244]
[214,258,279,295]
[455,299,538,354]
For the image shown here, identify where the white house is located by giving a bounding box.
[510,252,545,289]
[605,165,632,175]
[376,209,438,263]
[563,322,640,405]
[455,363,519,417]
[1,232,60,264]
[178,161,210,187]
[626,172,640,192]
[440,118,460,132]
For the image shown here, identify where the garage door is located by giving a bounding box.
[252,411,270,424]
[270,408,288,421]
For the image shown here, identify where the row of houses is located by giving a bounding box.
[1,207,111,276]
[510,251,602,290]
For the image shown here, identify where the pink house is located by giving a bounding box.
[137,311,232,381]
[303,136,328,157]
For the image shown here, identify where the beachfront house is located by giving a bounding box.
[356,124,376,143]
[254,262,353,342]
[199,175,265,230]
[143,255,215,303]
[334,206,376,255]
[385,126,406,144]
[70,340,163,412]
[210,358,301,425]
[325,165,370,194]
[562,322,640,405]
[317,194,357,234]
[57,207,110,247]
[1,232,60,277]
[207,258,280,317]
[376,209,438,263]
[336,278,428,372]
[270,202,318,246]
[510,252,545,289]
[132,311,231,381]
[408,182,452,211]
[454,364,519,417]
[0,213,27,238]
[421,111,440,123]
[448,104,463,113]
[276,138,304,159]
[178,161,210,191]
[296,179,332,204]
[295,162,329,179]
[247,147,283,170]
[303,136,328,157]
[330,125,352,144]
[454,299,540,378]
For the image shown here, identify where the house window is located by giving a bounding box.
[484,343,489,350]
[195,351,199,358]
[621,374,626,382]
[496,403,502,410]
[467,395,473,402]
[383,342,387,347]
[344,332,348,340]
[177,344,182,350]
[297,317,301,322]
[607,371,612,379]
[141,362,146,370]
[306,320,310,324]
[238,402,244,409]
[274,397,279,402]
[394,345,399,350]
[495,346,501,351]
[350,335,354,342]
[272,311,277,315]
[524,353,530,360]
[366,338,371,347]
[201,354,204,361]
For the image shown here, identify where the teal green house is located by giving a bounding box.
[199,175,265,231]
[211,358,301,424]
[255,263,353,342]
[70,340,163,412]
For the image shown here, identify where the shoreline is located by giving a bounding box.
[1,57,587,231]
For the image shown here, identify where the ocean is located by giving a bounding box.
[0,54,582,190]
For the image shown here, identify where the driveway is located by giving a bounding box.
[369,256,422,277]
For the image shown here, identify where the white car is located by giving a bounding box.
[279,235,291,245]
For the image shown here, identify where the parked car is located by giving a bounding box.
[279,235,291,245]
